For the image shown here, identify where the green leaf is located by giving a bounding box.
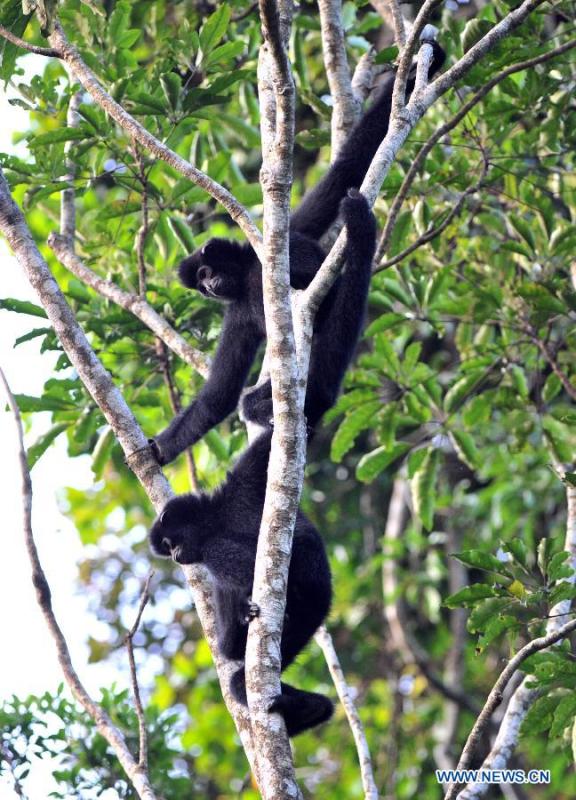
[160,73,181,112]
[0,298,47,318]
[445,584,498,609]
[444,372,485,414]
[14,327,51,346]
[331,401,382,462]
[168,217,195,253]
[204,429,228,461]
[449,429,479,470]
[411,447,440,530]
[453,550,511,575]
[364,313,405,336]
[356,443,410,483]
[109,0,130,42]
[28,423,69,469]
[374,45,398,64]
[92,428,115,479]
[0,1,30,84]
[28,127,91,147]
[510,365,529,400]
[13,394,72,412]
[199,5,231,56]
[206,40,245,66]
[461,19,493,53]
[478,614,518,651]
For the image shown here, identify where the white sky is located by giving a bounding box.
[0,58,126,800]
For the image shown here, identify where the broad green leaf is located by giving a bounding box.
[356,443,410,483]
[449,429,479,469]
[453,550,511,575]
[411,447,440,530]
[28,423,69,469]
[445,584,498,609]
[331,401,382,462]
[0,298,47,318]
[199,5,231,55]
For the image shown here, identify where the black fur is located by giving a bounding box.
[151,42,445,465]
[149,430,333,736]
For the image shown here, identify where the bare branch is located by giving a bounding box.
[125,571,154,771]
[0,167,259,776]
[318,0,360,158]
[0,23,60,56]
[46,22,262,254]
[61,91,82,241]
[378,38,576,258]
[315,626,379,800]
[0,366,159,800]
[387,0,406,46]
[48,234,210,378]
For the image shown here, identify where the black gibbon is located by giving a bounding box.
[150,40,445,465]
[150,429,334,736]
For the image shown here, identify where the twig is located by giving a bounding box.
[375,161,488,272]
[133,145,150,298]
[387,0,407,46]
[318,0,360,159]
[378,38,576,257]
[61,91,82,242]
[48,234,210,378]
[315,626,379,800]
[0,23,60,57]
[47,22,262,254]
[0,366,159,800]
[125,571,154,770]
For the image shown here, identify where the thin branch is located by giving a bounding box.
[48,234,210,378]
[47,22,262,254]
[125,571,154,771]
[133,145,150,299]
[318,0,360,159]
[61,91,82,242]
[378,38,576,258]
[375,160,488,272]
[0,366,159,800]
[387,0,407,46]
[0,167,258,777]
[0,23,60,57]
[315,626,379,800]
